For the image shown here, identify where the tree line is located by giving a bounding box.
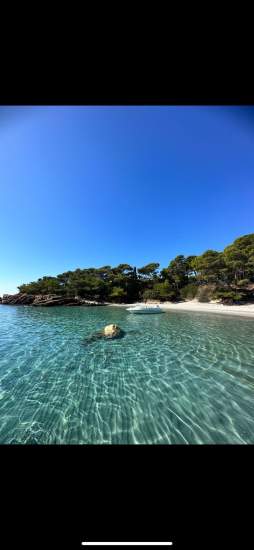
[17,234,254,304]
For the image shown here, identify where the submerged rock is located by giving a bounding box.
[82,324,125,345]
[102,324,122,338]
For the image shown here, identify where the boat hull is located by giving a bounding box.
[126,308,163,314]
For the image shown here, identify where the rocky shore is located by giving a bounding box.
[0,293,106,307]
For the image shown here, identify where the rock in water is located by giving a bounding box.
[82,324,124,346]
[102,324,122,338]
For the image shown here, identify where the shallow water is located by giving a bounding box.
[0,305,254,444]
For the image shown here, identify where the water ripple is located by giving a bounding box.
[0,305,254,444]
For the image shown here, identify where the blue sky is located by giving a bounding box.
[0,106,253,295]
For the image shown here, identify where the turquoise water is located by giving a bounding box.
[0,305,254,444]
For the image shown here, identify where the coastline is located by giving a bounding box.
[108,300,254,318]
[1,296,254,318]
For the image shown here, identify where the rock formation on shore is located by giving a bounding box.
[0,293,106,307]
[1,293,35,305]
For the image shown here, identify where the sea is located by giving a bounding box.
[0,305,254,444]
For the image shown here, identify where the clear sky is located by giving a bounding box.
[0,106,253,296]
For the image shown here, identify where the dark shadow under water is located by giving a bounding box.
[81,329,126,346]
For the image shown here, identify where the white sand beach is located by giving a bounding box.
[109,300,254,318]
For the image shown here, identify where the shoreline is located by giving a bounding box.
[1,298,254,318]
[108,300,254,318]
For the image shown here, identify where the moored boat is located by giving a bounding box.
[126,304,163,314]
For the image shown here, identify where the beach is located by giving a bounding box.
[109,300,254,318]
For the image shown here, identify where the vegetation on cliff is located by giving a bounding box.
[16,234,254,304]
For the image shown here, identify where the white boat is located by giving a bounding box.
[126,304,163,314]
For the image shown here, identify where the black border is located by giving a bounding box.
[2,444,253,549]
[1,56,254,106]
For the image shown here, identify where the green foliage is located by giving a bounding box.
[142,282,178,302]
[18,276,62,296]
[163,255,193,290]
[114,264,134,275]
[17,233,254,304]
[138,263,160,278]
[108,286,127,302]
[180,283,198,300]
[197,285,216,302]
[141,288,157,301]
[192,250,226,283]
[223,234,254,282]
[237,279,250,287]
[142,281,178,302]
[212,289,245,303]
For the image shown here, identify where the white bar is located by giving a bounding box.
[81,543,173,547]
